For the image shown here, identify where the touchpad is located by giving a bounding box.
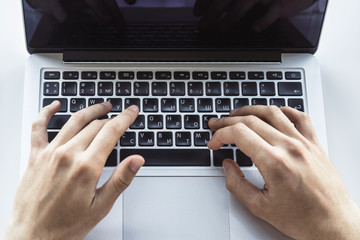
[123,177,230,240]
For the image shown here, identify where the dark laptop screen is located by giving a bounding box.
[22,0,328,53]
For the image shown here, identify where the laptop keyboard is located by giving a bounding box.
[42,68,305,168]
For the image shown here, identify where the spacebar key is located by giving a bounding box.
[120,149,211,166]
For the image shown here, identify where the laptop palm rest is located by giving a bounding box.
[123,177,230,240]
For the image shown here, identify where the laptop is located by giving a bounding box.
[20,0,328,239]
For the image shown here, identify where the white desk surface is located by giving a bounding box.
[1,0,360,233]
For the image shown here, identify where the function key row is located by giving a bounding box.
[44,71,302,80]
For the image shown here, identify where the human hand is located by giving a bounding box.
[194,0,316,32]
[208,106,360,239]
[1,101,144,240]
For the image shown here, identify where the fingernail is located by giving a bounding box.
[129,159,143,173]
[127,105,139,113]
[102,101,112,109]
[222,160,231,173]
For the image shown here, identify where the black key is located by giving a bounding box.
[242,82,257,96]
[116,82,131,96]
[70,98,86,112]
[260,82,275,96]
[175,132,192,146]
[184,115,200,129]
[120,132,136,146]
[174,71,190,80]
[213,149,234,166]
[233,98,249,110]
[152,82,167,96]
[197,98,213,112]
[206,82,221,96]
[193,71,209,80]
[248,71,264,80]
[166,115,182,129]
[130,115,145,129]
[143,98,158,112]
[98,82,113,96]
[211,71,227,80]
[43,98,67,112]
[267,71,283,80]
[62,82,77,96]
[107,98,122,112]
[88,98,104,106]
[288,99,304,112]
[43,82,59,96]
[215,98,231,112]
[105,150,118,167]
[48,115,71,129]
[157,132,173,146]
[120,149,211,166]
[278,82,303,96]
[125,98,140,111]
[100,71,116,80]
[137,71,153,80]
[236,149,253,166]
[285,71,301,80]
[251,98,267,106]
[155,71,171,80]
[44,71,60,80]
[47,131,58,143]
[82,71,97,80]
[203,115,217,129]
[148,115,163,129]
[224,82,239,96]
[188,82,203,96]
[229,71,245,80]
[134,82,149,96]
[139,132,154,146]
[63,71,79,80]
[161,98,177,112]
[119,71,135,80]
[194,132,210,146]
[179,98,195,112]
[80,82,95,96]
[270,98,285,107]
[170,82,185,96]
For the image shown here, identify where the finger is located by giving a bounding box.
[193,0,212,16]
[252,4,281,32]
[197,0,233,30]
[52,102,112,147]
[86,105,139,165]
[31,101,61,149]
[94,155,144,207]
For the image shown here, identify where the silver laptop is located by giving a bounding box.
[20,0,328,239]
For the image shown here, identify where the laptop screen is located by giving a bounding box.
[22,0,328,53]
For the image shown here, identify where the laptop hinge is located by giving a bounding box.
[63,50,281,63]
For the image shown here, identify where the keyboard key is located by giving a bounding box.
[80,82,95,96]
[251,98,267,106]
[161,98,177,112]
[47,131,58,143]
[175,132,191,146]
[137,71,153,80]
[266,71,283,80]
[170,82,185,96]
[203,115,217,129]
[43,98,67,112]
[224,82,239,96]
[242,82,257,96]
[194,132,210,146]
[278,82,303,96]
[70,98,86,112]
[143,98,158,112]
[179,98,195,112]
[188,82,203,96]
[116,82,131,96]
[44,71,60,80]
[157,132,173,146]
[174,71,190,80]
[98,82,113,96]
[229,71,246,80]
[88,98,104,106]
[62,82,77,96]
[285,71,301,80]
[120,132,136,146]
[184,115,200,129]
[248,71,264,80]
[139,132,154,146]
[148,115,163,129]
[288,99,304,112]
[193,71,209,80]
[270,98,285,107]
[197,98,213,112]
[82,71,97,80]
[105,150,118,167]
[260,82,275,96]
[206,82,221,96]
[213,149,234,166]
[236,149,253,166]
[119,71,135,80]
[166,115,182,129]
[152,82,167,96]
[63,71,79,80]
[134,82,149,96]
[211,71,227,80]
[130,115,145,129]
[48,115,71,129]
[44,82,59,96]
[100,71,116,80]
[120,149,210,166]
[155,71,171,80]
[233,98,249,110]
[215,98,231,112]
[107,98,122,112]
[125,98,140,111]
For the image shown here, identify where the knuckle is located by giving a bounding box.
[113,175,131,193]
[267,105,281,115]
[243,115,258,127]
[74,161,98,177]
[248,201,265,218]
[90,119,105,129]
[232,122,247,134]
[31,120,43,131]
[70,111,87,124]
[225,178,238,192]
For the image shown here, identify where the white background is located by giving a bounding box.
[1,0,360,234]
